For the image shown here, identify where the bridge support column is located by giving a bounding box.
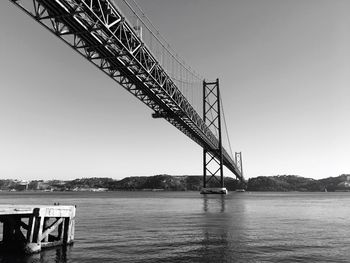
[235,152,243,177]
[235,152,246,189]
[201,79,227,194]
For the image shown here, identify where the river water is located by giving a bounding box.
[0,191,349,263]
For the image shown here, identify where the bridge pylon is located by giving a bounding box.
[235,152,246,189]
[235,152,244,178]
[201,79,227,194]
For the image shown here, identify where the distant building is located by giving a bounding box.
[339,177,350,188]
[14,180,29,191]
[37,181,50,190]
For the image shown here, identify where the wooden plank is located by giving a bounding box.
[41,218,63,241]
[26,215,36,243]
[2,217,12,242]
[36,206,76,218]
[41,240,64,248]
[57,218,64,241]
[63,218,70,243]
[37,216,45,243]
[0,206,34,215]
[67,218,74,243]
[43,218,49,242]
[70,218,75,242]
[19,220,29,230]
[0,205,76,218]
[14,217,26,242]
[32,215,41,243]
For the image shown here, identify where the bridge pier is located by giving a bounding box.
[201,79,227,194]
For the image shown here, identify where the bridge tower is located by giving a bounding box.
[235,151,246,189]
[235,152,244,177]
[201,79,227,194]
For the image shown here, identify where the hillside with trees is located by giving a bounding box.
[1,174,349,192]
[247,174,350,192]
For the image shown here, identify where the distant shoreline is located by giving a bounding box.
[1,174,349,192]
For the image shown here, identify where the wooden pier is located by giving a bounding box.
[0,205,76,254]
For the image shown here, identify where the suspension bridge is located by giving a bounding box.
[9,0,244,193]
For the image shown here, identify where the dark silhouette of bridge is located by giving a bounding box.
[9,0,244,192]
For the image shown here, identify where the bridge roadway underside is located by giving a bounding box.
[10,0,243,181]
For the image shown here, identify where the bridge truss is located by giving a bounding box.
[9,0,243,182]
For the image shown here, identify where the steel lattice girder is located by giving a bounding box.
[10,0,242,180]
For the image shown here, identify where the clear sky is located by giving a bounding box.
[0,0,349,180]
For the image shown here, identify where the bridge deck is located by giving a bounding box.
[9,0,243,181]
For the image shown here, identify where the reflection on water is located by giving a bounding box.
[201,195,228,263]
[199,194,248,263]
[202,195,226,213]
[0,246,70,263]
[0,192,350,262]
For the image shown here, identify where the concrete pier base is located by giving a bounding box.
[200,187,228,194]
[0,205,76,254]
